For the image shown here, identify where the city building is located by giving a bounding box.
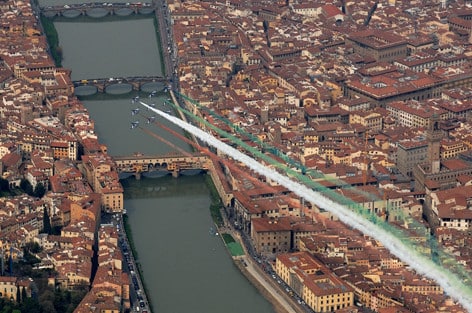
[427,185,472,231]
[80,154,123,212]
[344,67,441,107]
[397,138,428,178]
[346,30,408,63]
[275,251,354,312]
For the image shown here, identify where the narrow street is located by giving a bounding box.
[104,212,150,313]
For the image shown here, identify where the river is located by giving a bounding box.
[51,13,275,313]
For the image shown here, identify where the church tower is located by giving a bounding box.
[426,113,442,174]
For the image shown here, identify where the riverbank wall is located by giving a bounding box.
[233,259,291,313]
[215,211,303,313]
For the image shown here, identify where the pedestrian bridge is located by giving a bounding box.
[113,153,211,179]
[73,76,169,96]
[40,3,155,18]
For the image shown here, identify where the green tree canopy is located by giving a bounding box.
[34,182,46,198]
[42,207,52,234]
[20,179,33,196]
[0,178,9,192]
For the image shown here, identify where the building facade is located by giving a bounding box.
[275,251,354,312]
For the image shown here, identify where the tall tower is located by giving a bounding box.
[260,106,269,124]
[426,113,442,174]
[440,0,447,9]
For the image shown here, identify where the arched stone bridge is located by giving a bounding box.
[113,153,211,179]
[73,76,169,95]
[40,3,155,18]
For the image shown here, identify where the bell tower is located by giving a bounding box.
[426,113,442,174]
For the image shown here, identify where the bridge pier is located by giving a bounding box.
[135,172,141,180]
[171,170,179,178]
[132,82,140,91]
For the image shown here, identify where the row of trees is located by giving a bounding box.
[0,179,46,198]
[39,16,62,67]
[19,180,46,198]
[0,287,87,313]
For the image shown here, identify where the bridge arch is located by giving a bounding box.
[115,8,134,16]
[42,11,57,18]
[119,172,135,180]
[138,7,154,15]
[62,9,82,18]
[86,8,109,18]
[74,85,98,96]
[141,81,166,93]
[105,83,133,95]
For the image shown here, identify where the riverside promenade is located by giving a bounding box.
[217,211,305,313]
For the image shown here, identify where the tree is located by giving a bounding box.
[70,287,87,308]
[21,287,27,303]
[53,289,68,313]
[20,179,33,196]
[0,178,9,193]
[24,242,42,254]
[40,300,56,313]
[19,297,40,313]
[34,182,46,198]
[0,303,13,313]
[55,46,63,60]
[42,207,52,234]
[38,289,54,306]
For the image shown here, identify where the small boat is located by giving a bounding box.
[209,227,218,236]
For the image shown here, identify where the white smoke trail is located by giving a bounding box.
[140,102,472,311]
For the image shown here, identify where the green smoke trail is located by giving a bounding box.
[154,93,472,308]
